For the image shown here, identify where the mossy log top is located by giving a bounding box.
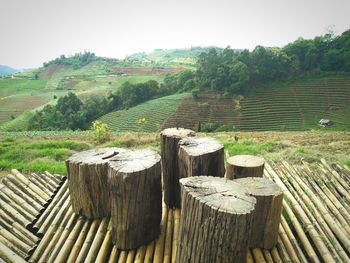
[108,149,162,250]
[66,147,128,219]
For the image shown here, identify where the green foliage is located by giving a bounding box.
[224,139,284,156]
[0,137,91,174]
[27,92,109,131]
[43,51,99,69]
[91,120,110,143]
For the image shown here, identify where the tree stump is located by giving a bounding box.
[234,177,283,249]
[160,127,195,208]
[66,147,127,219]
[178,136,225,180]
[226,155,265,179]
[176,176,256,263]
[108,149,162,250]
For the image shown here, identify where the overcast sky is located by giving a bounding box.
[1,0,349,68]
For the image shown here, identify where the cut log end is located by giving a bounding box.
[66,147,128,219]
[234,177,283,249]
[178,136,223,157]
[160,127,196,139]
[176,176,256,263]
[226,155,265,179]
[108,149,162,250]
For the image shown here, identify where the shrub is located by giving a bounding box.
[92,121,110,143]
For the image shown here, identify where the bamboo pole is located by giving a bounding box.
[320,159,350,191]
[108,246,120,263]
[33,181,68,232]
[95,228,113,263]
[33,172,56,191]
[28,173,53,197]
[134,245,146,263]
[0,180,43,212]
[163,208,173,263]
[252,248,266,263]
[44,171,62,185]
[5,174,46,206]
[305,171,350,235]
[75,219,101,263]
[278,163,344,261]
[55,216,85,263]
[265,163,329,263]
[46,212,78,263]
[84,218,109,263]
[0,242,27,263]
[0,184,40,216]
[246,250,254,263]
[126,250,136,263]
[35,172,57,190]
[283,163,350,254]
[37,208,74,263]
[0,215,39,246]
[276,237,292,263]
[270,247,283,263]
[144,241,155,263]
[0,234,27,259]
[280,217,308,263]
[66,220,90,263]
[0,193,34,221]
[153,205,168,263]
[0,198,32,229]
[262,249,274,263]
[171,208,180,263]
[29,200,71,263]
[118,250,128,263]
[279,222,301,263]
[11,169,51,200]
[36,191,70,236]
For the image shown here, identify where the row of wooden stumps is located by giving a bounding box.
[66,127,283,262]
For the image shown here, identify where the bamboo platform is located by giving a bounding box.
[1,159,350,262]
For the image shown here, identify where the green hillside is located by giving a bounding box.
[99,93,190,132]
[99,76,350,132]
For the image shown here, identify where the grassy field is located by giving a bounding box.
[99,93,190,132]
[0,63,167,130]
[0,131,349,178]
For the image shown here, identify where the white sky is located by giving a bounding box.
[1,0,349,68]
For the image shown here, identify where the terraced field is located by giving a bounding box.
[99,93,190,132]
[161,76,350,131]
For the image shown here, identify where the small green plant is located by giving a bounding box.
[92,120,110,143]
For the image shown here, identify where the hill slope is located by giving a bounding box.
[99,76,350,132]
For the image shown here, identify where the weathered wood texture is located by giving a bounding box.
[234,177,283,249]
[160,127,195,208]
[226,155,265,179]
[176,176,256,263]
[178,136,225,182]
[108,149,162,250]
[66,147,127,219]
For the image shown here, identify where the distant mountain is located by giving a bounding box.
[0,65,32,76]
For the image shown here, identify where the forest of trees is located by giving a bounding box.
[195,29,350,93]
[29,29,350,130]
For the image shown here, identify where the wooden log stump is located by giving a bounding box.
[160,127,195,208]
[178,136,225,180]
[176,176,256,263]
[234,177,283,249]
[108,149,162,250]
[226,155,265,179]
[66,147,127,219]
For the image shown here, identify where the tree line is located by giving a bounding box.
[195,29,350,94]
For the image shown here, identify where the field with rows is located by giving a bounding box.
[158,76,350,131]
[99,93,190,132]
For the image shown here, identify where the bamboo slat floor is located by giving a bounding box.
[1,160,350,262]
